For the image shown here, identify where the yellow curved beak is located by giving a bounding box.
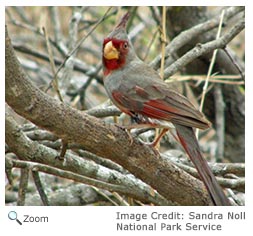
[103,41,119,60]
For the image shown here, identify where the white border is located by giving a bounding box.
[2,2,251,235]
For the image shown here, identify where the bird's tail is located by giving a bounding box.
[175,124,230,206]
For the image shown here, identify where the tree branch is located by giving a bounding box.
[163,18,244,79]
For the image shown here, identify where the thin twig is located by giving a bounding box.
[160,6,167,79]
[17,167,29,206]
[9,158,146,202]
[214,84,225,162]
[12,6,31,24]
[77,149,126,174]
[163,154,244,192]
[199,10,225,112]
[167,75,244,85]
[223,47,245,80]
[196,10,225,139]
[86,104,122,118]
[142,28,159,61]
[52,7,112,84]
[155,6,167,147]
[112,192,130,206]
[91,186,119,206]
[7,15,67,57]
[32,171,50,206]
[49,7,64,45]
[227,188,244,206]
[42,27,63,101]
[58,7,82,95]
[12,42,103,83]
[163,152,245,177]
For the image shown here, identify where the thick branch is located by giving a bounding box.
[5,25,212,205]
[5,113,168,205]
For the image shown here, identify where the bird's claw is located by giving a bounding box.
[55,154,65,161]
[137,139,160,156]
[114,124,162,156]
[115,124,134,145]
[55,139,68,161]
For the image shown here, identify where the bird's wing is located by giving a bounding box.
[112,81,210,130]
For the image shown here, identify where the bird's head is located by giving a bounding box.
[102,12,137,74]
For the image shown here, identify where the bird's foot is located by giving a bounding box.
[144,128,169,156]
[136,139,160,156]
[151,128,169,149]
[55,139,68,161]
[149,144,160,157]
[115,124,134,145]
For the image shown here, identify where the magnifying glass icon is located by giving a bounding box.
[8,211,22,225]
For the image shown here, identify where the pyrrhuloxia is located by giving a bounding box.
[102,12,230,206]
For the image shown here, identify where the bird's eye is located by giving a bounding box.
[123,42,128,49]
